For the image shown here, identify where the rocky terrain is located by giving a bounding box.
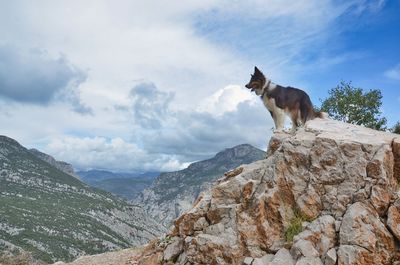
[29,148,80,179]
[135,144,266,229]
[60,118,400,265]
[0,136,164,263]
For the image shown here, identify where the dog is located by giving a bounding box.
[245,66,327,133]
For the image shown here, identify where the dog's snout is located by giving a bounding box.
[245,84,250,88]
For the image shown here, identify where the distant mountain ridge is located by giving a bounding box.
[0,135,164,263]
[135,143,266,229]
[29,148,80,179]
[78,170,159,200]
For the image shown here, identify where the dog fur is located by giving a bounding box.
[245,66,326,132]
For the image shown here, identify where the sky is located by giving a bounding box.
[0,0,399,172]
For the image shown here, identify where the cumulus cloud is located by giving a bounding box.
[130,82,174,129]
[0,45,91,114]
[130,82,272,162]
[44,83,273,172]
[46,136,188,172]
[384,64,400,80]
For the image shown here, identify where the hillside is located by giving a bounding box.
[0,136,164,263]
[135,144,266,229]
[61,118,400,265]
[78,170,158,200]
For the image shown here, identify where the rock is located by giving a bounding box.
[324,248,337,265]
[296,187,322,220]
[387,199,400,241]
[370,185,391,216]
[337,245,373,265]
[291,239,319,259]
[163,238,183,262]
[291,215,336,258]
[270,249,294,265]
[393,137,400,183]
[335,220,341,232]
[243,257,254,265]
[253,254,274,265]
[193,217,209,231]
[295,256,323,265]
[339,202,395,264]
[123,119,400,265]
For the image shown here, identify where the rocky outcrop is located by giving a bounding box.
[129,119,400,265]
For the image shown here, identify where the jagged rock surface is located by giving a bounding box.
[135,144,266,230]
[130,119,400,265]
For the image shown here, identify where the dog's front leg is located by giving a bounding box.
[274,108,286,132]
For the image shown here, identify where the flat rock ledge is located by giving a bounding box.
[60,119,400,265]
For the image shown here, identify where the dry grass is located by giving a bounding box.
[0,251,46,265]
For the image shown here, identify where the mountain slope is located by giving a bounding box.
[135,144,266,229]
[0,136,164,263]
[29,148,80,179]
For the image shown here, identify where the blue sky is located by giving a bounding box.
[0,0,399,172]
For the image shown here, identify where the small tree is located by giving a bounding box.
[392,122,400,134]
[320,81,387,131]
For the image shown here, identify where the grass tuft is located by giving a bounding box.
[284,210,312,243]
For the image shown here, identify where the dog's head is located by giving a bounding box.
[245,66,266,95]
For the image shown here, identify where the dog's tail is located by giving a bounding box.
[314,111,329,119]
[300,95,329,122]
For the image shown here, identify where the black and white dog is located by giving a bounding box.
[245,67,327,133]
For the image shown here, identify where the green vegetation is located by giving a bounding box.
[0,136,153,263]
[284,210,312,243]
[391,122,400,134]
[320,81,387,130]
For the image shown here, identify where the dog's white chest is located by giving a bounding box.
[263,96,278,112]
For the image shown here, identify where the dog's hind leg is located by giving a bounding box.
[290,113,300,134]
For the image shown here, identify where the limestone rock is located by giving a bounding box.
[339,202,395,264]
[295,256,323,265]
[163,238,183,262]
[243,257,254,265]
[387,199,400,241]
[270,249,294,265]
[291,215,336,259]
[324,248,337,265]
[71,119,400,265]
[253,254,274,265]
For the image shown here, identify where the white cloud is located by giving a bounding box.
[197,85,255,116]
[385,64,400,81]
[45,136,189,172]
[42,83,273,171]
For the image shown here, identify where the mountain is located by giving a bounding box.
[78,170,159,200]
[135,144,266,229]
[64,118,400,265]
[0,135,165,263]
[29,148,80,179]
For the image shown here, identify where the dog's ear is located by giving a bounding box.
[254,66,262,75]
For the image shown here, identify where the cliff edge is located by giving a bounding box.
[61,118,400,265]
